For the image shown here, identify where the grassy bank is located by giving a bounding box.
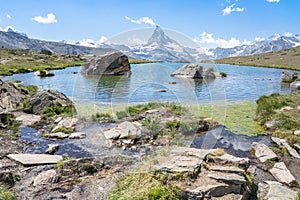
[128,58,158,64]
[0,48,83,76]
[210,46,300,71]
[256,91,300,145]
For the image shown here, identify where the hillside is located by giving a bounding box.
[0,48,83,76]
[212,46,300,71]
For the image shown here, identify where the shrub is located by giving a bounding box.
[42,104,73,119]
[220,72,227,78]
[0,184,16,200]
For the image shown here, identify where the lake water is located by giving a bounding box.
[3,63,292,107]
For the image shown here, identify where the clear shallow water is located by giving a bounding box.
[3,63,292,106]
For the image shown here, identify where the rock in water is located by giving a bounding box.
[81,52,130,76]
[28,90,75,115]
[0,79,24,113]
[171,63,216,79]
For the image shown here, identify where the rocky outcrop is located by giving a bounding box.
[269,162,296,186]
[281,70,299,82]
[252,142,278,163]
[0,79,24,113]
[271,137,300,159]
[171,64,216,79]
[104,121,143,141]
[81,52,130,76]
[28,90,74,115]
[52,117,78,132]
[290,81,300,91]
[34,70,55,77]
[258,181,298,200]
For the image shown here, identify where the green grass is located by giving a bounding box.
[52,127,74,134]
[142,117,163,138]
[55,157,75,169]
[0,184,16,200]
[256,91,300,144]
[109,172,181,200]
[41,104,74,119]
[0,48,83,76]
[210,45,300,71]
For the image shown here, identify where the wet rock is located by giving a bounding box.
[33,169,56,187]
[269,162,296,186]
[29,90,74,115]
[171,63,216,79]
[81,52,130,76]
[47,132,69,139]
[156,89,167,92]
[15,113,41,126]
[103,121,142,140]
[52,117,78,132]
[271,137,300,159]
[45,144,59,154]
[252,142,278,163]
[7,154,62,166]
[34,70,54,77]
[257,181,297,200]
[0,79,24,113]
[68,132,86,139]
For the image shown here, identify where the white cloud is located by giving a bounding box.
[125,16,156,26]
[266,0,280,2]
[195,32,242,48]
[222,3,245,16]
[6,14,11,19]
[255,37,265,42]
[284,32,292,37]
[32,13,57,24]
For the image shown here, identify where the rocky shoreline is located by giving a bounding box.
[0,78,299,199]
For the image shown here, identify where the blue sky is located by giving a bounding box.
[0,0,299,48]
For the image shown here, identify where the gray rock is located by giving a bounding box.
[281,70,298,82]
[7,154,62,166]
[186,183,241,199]
[170,147,212,160]
[297,105,300,110]
[265,121,277,129]
[211,153,250,168]
[153,155,202,173]
[207,171,246,185]
[61,157,104,176]
[103,121,142,140]
[252,142,278,163]
[271,137,300,159]
[34,70,54,77]
[258,181,297,200]
[0,80,24,113]
[33,169,56,186]
[269,162,296,186]
[279,106,293,111]
[45,144,59,154]
[81,52,130,76]
[294,144,300,152]
[208,165,245,175]
[290,81,300,91]
[68,132,86,139]
[29,89,75,115]
[294,130,300,136]
[52,117,78,132]
[15,113,41,126]
[171,63,216,79]
[47,132,69,139]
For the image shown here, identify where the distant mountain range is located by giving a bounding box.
[1,27,300,61]
[0,30,115,56]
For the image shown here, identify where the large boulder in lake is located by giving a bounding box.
[0,79,24,113]
[171,64,216,79]
[81,52,130,76]
[27,90,75,115]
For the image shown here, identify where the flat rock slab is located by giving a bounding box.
[15,113,41,126]
[252,142,277,163]
[153,155,202,173]
[269,162,296,185]
[212,154,250,168]
[170,147,212,159]
[7,154,63,166]
[271,137,300,159]
[258,181,298,200]
[208,165,245,175]
[207,171,246,185]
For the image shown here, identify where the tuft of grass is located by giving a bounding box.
[52,127,73,134]
[210,148,226,156]
[142,117,162,138]
[0,184,16,200]
[42,104,74,119]
[55,157,74,169]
